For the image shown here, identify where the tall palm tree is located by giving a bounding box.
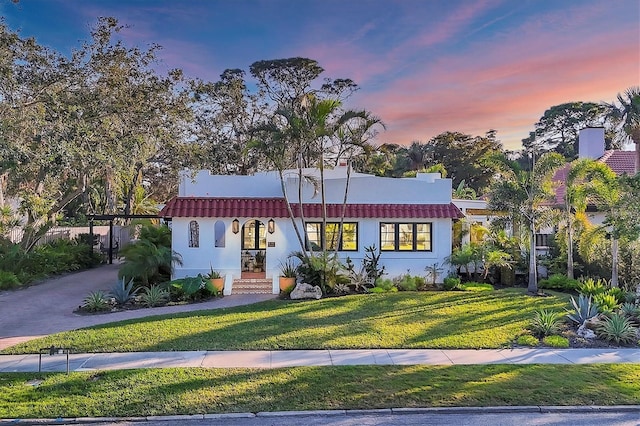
[488,152,565,294]
[607,86,640,173]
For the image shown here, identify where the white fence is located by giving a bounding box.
[7,225,133,249]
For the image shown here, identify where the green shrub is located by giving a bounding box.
[458,282,494,292]
[566,294,599,325]
[395,274,419,291]
[140,285,170,307]
[82,290,110,312]
[538,274,579,291]
[170,275,213,301]
[578,277,607,297]
[374,278,397,292]
[597,313,638,345]
[529,309,563,337]
[542,335,569,348]
[369,287,386,293]
[443,276,460,291]
[593,293,620,313]
[516,334,539,347]
[0,270,20,290]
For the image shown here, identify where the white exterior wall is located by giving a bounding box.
[171,167,457,293]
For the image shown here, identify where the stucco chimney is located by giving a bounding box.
[578,127,605,159]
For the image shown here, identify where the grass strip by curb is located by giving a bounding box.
[1,364,638,418]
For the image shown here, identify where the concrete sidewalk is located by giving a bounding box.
[1,348,638,373]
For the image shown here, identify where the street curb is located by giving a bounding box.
[3,406,640,424]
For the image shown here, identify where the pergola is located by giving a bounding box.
[87,214,170,264]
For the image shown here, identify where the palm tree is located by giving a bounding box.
[488,152,565,294]
[607,86,640,172]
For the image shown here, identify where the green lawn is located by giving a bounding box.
[3,289,569,354]
[1,365,638,418]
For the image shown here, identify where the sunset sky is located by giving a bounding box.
[3,0,639,149]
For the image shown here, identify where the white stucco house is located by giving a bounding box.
[159,166,464,294]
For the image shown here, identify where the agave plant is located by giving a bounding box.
[82,290,110,312]
[529,309,563,337]
[110,277,139,305]
[597,313,638,345]
[140,285,170,308]
[566,294,599,325]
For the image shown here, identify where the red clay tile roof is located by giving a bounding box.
[599,150,637,175]
[160,197,464,219]
[550,150,637,207]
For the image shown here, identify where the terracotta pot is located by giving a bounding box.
[210,278,224,292]
[279,277,296,292]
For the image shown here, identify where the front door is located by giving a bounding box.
[241,219,267,278]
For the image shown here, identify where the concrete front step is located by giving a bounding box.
[232,279,273,294]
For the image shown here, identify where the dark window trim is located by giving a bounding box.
[379,222,433,252]
[305,222,359,252]
[241,220,267,250]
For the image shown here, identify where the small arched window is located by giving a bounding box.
[214,220,225,247]
[189,220,199,248]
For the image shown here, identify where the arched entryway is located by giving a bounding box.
[241,219,267,278]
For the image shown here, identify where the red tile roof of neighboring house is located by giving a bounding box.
[599,150,637,175]
[160,197,464,219]
[550,150,637,207]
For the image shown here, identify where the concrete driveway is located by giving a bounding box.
[0,264,275,350]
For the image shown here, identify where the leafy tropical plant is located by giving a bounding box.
[606,287,627,305]
[578,277,607,297]
[119,239,183,286]
[529,309,563,337]
[293,251,348,294]
[205,267,221,280]
[279,260,297,278]
[171,275,209,301]
[140,285,170,308]
[593,293,620,313]
[566,294,600,325]
[82,290,110,312]
[110,277,139,305]
[597,313,638,344]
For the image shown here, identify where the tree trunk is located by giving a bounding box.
[611,237,619,288]
[528,221,538,294]
[567,216,574,279]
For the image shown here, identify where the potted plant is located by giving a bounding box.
[206,267,224,293]
[254,250,266,272]
[279,260,297,292]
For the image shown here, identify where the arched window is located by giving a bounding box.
[214,220,225,247]
[189,220,199,248]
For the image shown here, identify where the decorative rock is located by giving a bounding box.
[577,323,596,339]
[290,283,322,300]
[584,316,603,331]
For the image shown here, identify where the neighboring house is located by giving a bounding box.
[550,127,638,228]
[159,166,463,294]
